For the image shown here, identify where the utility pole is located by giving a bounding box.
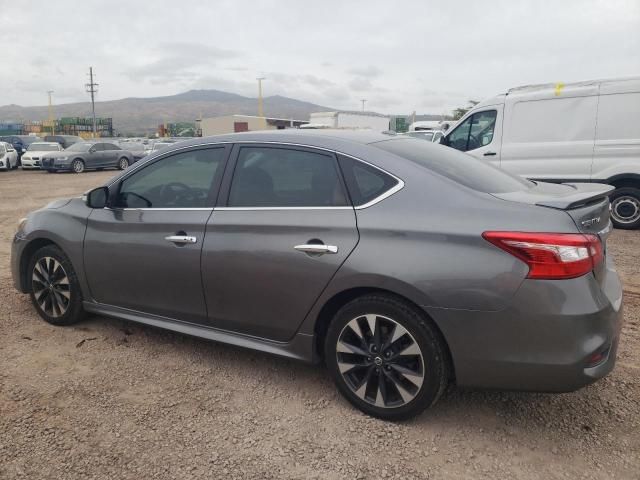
[257,77,266,129]
[47,91,55,135]
[85,67,99,138]
[360,99,367,112]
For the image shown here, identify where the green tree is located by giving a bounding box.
[452,100,480,120]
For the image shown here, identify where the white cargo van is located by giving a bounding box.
[441,77,640,229]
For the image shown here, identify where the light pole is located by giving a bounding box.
[257,77,266,129]
[360,99,367,112]
[47,90,55,135]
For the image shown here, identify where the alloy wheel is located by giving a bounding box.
[611,195,640,225]
[119,158,128,169]
[72,160,84,173]
[32,257,71,318]
[336,314,425,408]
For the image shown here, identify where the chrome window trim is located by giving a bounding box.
[215,206,354,211]
[106,207,214,212]
[106,140,405,210]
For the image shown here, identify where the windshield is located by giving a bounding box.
[374,138,533,194]
[17,136,41,145]
[65,142,93,152]
[28,143,59,151]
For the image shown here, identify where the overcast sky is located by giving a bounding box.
[1,0,638,114]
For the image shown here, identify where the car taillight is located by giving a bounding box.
[482,232,604,280]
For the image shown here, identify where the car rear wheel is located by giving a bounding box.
[325,294,449,421]
[28,245,85,326]
[71,159,85,173]
[118,157,130,170]
[610,187,640,230]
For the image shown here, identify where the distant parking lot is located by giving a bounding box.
[1,169,639,479]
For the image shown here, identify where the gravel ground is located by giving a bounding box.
[1,170,639,480]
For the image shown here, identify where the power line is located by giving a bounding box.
[85,67,99,137]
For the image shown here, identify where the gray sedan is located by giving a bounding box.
[11,131,622,420]
[41,141,134,173]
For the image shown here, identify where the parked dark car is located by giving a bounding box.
[11,131,622,420]
[41,141,134,173]
[0,135,42,164]
[44,135,83,149]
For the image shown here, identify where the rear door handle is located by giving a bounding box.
[294,244,338,254]
[483,151,497,156]
[165,235,197,244]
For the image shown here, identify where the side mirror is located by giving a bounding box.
[89,147,96,153]
[84,186,109,208]
[439,135,448,146]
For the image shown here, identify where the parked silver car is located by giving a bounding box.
[41,141,134,173]
[11,131,622,420]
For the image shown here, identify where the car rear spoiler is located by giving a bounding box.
[534,183,614,210]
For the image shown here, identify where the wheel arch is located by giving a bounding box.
[312,286,455,381]
[19,238,61,292]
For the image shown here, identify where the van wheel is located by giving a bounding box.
[610,187,640,229]
[325,294,449,421]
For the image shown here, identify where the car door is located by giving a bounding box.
[83,145,229,323]
[444,106,503,165]
[85,143,104,168]
[201,144,359,342]
[102,143,121,167]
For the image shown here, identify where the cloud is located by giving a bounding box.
[347,65,382,78]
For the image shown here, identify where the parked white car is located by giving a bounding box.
[441,76,640,229]
[0,141,18,170]
[20,142,64,169]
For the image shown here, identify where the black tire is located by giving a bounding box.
[71,159,85,173]
[27,245,85,326]
[118,157,130,170]
[324,293,449,421]
[610,187,640,230]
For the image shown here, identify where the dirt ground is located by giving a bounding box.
[1,169,639,480]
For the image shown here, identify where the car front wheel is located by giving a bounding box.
[71,159,85,173]
[325,294,449,421]
[118,157,130,170]
[28,245,85,326]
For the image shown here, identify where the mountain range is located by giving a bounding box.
[0,90,334,134]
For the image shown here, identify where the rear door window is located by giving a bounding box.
[228,146,348,207]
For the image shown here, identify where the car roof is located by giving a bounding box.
[175,129,397,151]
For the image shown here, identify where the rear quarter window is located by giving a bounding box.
[374,138,532,194]
[338,154,399,206]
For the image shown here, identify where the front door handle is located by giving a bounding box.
[483,151,497,156]
[294,244,338,254]
[165,235,197,244]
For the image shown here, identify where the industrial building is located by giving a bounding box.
[200,115,308,136]
[307,111,390,130]
[0,117,113,138]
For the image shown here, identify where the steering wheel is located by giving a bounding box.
[159,182,192,204]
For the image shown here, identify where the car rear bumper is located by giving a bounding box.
[427,254,623,392]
